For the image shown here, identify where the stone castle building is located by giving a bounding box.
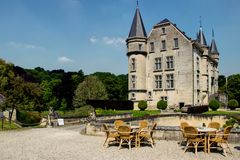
[126,7,219,110]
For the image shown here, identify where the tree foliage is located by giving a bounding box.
[228,99,239,110]
[138,100,147,111]
[157,100,168,110]
[73,76,108,108]
[227,74,240,104]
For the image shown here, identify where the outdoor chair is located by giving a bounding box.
[137,122,157,148]
[139,120,148,130]
[183,126,205,155]
[179,122,189,145]
[102,124,120,147]
[117,125,135,149]
[114,120,125,130]
[208,125,233,156]
[208,122,221,130]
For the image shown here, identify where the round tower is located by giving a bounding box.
[126,7,147,109]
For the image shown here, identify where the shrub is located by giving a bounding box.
[209,99,220,111]
[187,105,209,114]
[61,105,95,118]
[228,99,239,110]
[17,110,41,126]
[138,100,148,111]
[157,100,167,110]
[223,117,237,128]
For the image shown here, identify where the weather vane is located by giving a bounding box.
[137,0,139,7]
[199,16,202,28]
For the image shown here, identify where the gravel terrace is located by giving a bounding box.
[0,125,239,160]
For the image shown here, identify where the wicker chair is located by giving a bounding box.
[179,122,189,145]
[183,126,205,155]
[137,122,157,148]
[118,125,135,149]
[139,120,149,130]
[102,124,119,147]
[114,120,125,130]
[208,126,233,156]
[208,122,221,130]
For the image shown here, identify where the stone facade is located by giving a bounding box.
[126,8,219,110]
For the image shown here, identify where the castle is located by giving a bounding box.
[126,7,219,110]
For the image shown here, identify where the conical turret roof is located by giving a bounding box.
[210,39,219,55]
[197,27,207,46]
[128,8,147,38]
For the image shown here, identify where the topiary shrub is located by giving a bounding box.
[228,99,239,110]
[138,100,147,111]
[157,100,168,110]
[209,99,220,111]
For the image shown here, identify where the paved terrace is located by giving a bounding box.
[0,125,239,160]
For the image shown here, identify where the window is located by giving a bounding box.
[161,96,167,101]
[139,44,142,51]
[196,57,200,71]
[150,42,154,52]
[166,74,174,89]
[166,56,174,69]
[148,91,152,99]
[131,58,136,71]
[174,38,178,48]
[162,28,165,34]
[155,75,162,89]
[197,74,200,88]
[131,75,136,89]
[131,93,135,99]
[161,40,166,50]
[154,57,162,70]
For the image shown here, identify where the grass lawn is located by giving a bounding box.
[203,110,240,115]
[0,119,20,131]
[96,109,161,118]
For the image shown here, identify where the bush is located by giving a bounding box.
[209,99,220,111]
[187,105,209,114]
[223,117,237,128]
[17,110,41,126]
[157,100,167,110]
[228,99,239,110]
[61,105,95,118]
[138,100,147,111]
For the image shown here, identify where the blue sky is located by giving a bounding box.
[0,0,239,76]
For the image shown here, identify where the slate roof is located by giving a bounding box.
[210,39,219,55]
[128,8,147,38]
[197,28,207,46]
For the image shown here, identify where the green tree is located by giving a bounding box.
[228,99,239,110]
[218,75,226,93]
[73,76,108,108]
[227,74,240,103]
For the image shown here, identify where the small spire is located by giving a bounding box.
[212,29,215,38]
[199,16,202,28]
[137,0,139,8]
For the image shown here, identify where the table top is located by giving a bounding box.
[131,125,140,129]
[197,127,217,132]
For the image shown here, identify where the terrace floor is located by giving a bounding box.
[0,125,239,160]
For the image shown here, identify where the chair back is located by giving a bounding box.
[180,122,189,130]
[184,126,198,139]
[114,120,125,129]
[150,122,157,137]
[103,124,110,136]
[208,122,220,130]
[139,120,148,130]
[118,125,131,138]
[223,126,232,140]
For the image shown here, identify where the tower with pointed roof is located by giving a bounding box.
[126,9,220,109]
[126,6,148,107]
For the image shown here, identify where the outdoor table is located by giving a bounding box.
[197,127,217,153]
[131,125,140,147]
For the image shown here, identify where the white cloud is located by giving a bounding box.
[58,56,73,64]
[89,36,97,43]
[8,41,45,50]
[102,36,125,46]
